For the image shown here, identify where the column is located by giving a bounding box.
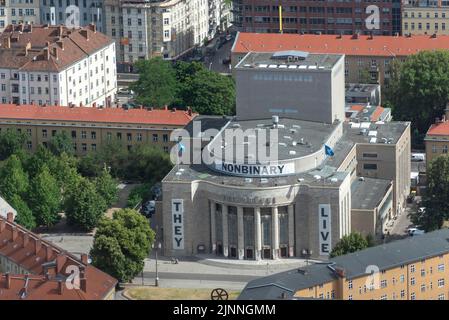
[272,207,279,259]
[222,204,229,258]
[288,205,295,257]
[210,201,216,254]
[255,207,262,261]
[237,207,244,260]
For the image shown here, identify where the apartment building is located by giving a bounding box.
[424,105,449,166]
[231,32,449,85]
[0,24,117,107]
[40,0,105,33]
[0,104,197,155]
[233,0,401,36]
[0,0,40,32]
[403,0,449,35]
[239,228,449,300]
[104,0,230,71]
[0,213,117,300]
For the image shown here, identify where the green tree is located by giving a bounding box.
[131,57,179,107]
[48,131,74,156]
[25,146,58,179]
[27,165,61,228]
[9,194,36,230]
[330,232,370,258]
[51,152,82,196]
[125,145,173,183]
[385,51,449,145]
[94,167,118,207]
[0,155,29,201]
[409,156,449,231]
[183,69,235,115]
[90,209,155,282]
[64,178,107,231]
[0,129,27,160]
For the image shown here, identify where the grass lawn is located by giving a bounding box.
[124,287,240,300]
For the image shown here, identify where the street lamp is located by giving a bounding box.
[153,242,162,287]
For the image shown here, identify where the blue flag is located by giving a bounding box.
[324,144,334,157]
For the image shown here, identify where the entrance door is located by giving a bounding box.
[246,248,254,260]
[263,248,271,259]
[230,247,237,258]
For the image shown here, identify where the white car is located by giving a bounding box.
[407,227,425,236]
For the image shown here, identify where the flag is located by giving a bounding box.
[324,144,334,157]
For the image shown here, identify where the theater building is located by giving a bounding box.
[161,51,410,261]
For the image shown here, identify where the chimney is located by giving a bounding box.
[58,25,63,37]
[56,254,67,274]
[25,41,31,56]
[80,278,87,293]
[43,48,50,61]
[23,232,29,248]
[352,32,359,40]
[34,239,42,255]
[368,31,374,40]
[80,29,89,40]
[81,254,89,264]
[187,107,192,116]
[52,47,58,60]
[6,212,14,222]
[46,246,54,261]
[29,24,33,33]
[58,280,64,295]
[3,36,10,49]
[11,227,18,241]
[18,23,24,33]
[89,23,97,33]
[5,273,11,289]
[56,40,64,50]
[0,219,5,233]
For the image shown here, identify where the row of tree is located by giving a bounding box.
[131,57,236,116]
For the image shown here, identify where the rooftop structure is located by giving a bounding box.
[238,228,449,300]
[0,213,117,300]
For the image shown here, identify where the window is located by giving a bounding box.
[421,284,426,292]
[81,131,87,139]
[27,141,32,150]
[82,143,87,151]
[107,132,112,140]
[380,280,387,288]
[137,133,142,142]
[153,134,158,142]
[348,295,353,300]
[411,292,416,300]
[438,278,445,288]
[117,132,122,140]
[421,269,426,277]
[438,264,445,272]
[163,134,168,142]
[91,144,96,151]
[71,131,76,138]
[348,280,353,290]
[127,133,132,141]
[410,265,415,273]
[380,294,387,300]
[42,129,47,138]
[363,163,377,170]
[411,277,415,286]
[438,294,445,300]
[163,146,169,153]
[91,131,96,140]
[400,290,405,298]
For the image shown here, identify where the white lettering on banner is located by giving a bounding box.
[319,204,331,256]
[172,199,184,250]
[214,161,295,177]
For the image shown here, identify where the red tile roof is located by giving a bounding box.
[0,24,113,72]
[0,214,117,300]
[232,32,449,57]
[427,121,449,136]
[371,106,385,122]
[0,104,197,127]
[350,105,364,112]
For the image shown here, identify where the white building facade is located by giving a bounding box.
[0,0,41,32]
[0,24,116,107]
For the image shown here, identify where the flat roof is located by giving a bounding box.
[345,83,380,97]
[232,32,449,57]
[207,117,338,162]
[0,104,197,127]
[351,177,392,210]
[236,52,342,71]
[239,228,449,299]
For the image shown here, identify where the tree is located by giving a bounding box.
[183,69,235,115]
[330,232,370,258]
[125,145,173,183]
[64,178,107,231]
[0,155,29,201]
[8,194,36,230]
[0,129,27,160]
[51,152,82,196]
[385,51,449,145]
[409,156,449,231]
[131,57,179,107]
[25,146,58,179]
[27,165,61,228]
[48,131,74,156]
[94,167,118,207]
[90,209,155,282]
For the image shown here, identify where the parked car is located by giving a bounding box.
[117,88,134,96]
[411,153,425,162]
[407,227,425,236]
